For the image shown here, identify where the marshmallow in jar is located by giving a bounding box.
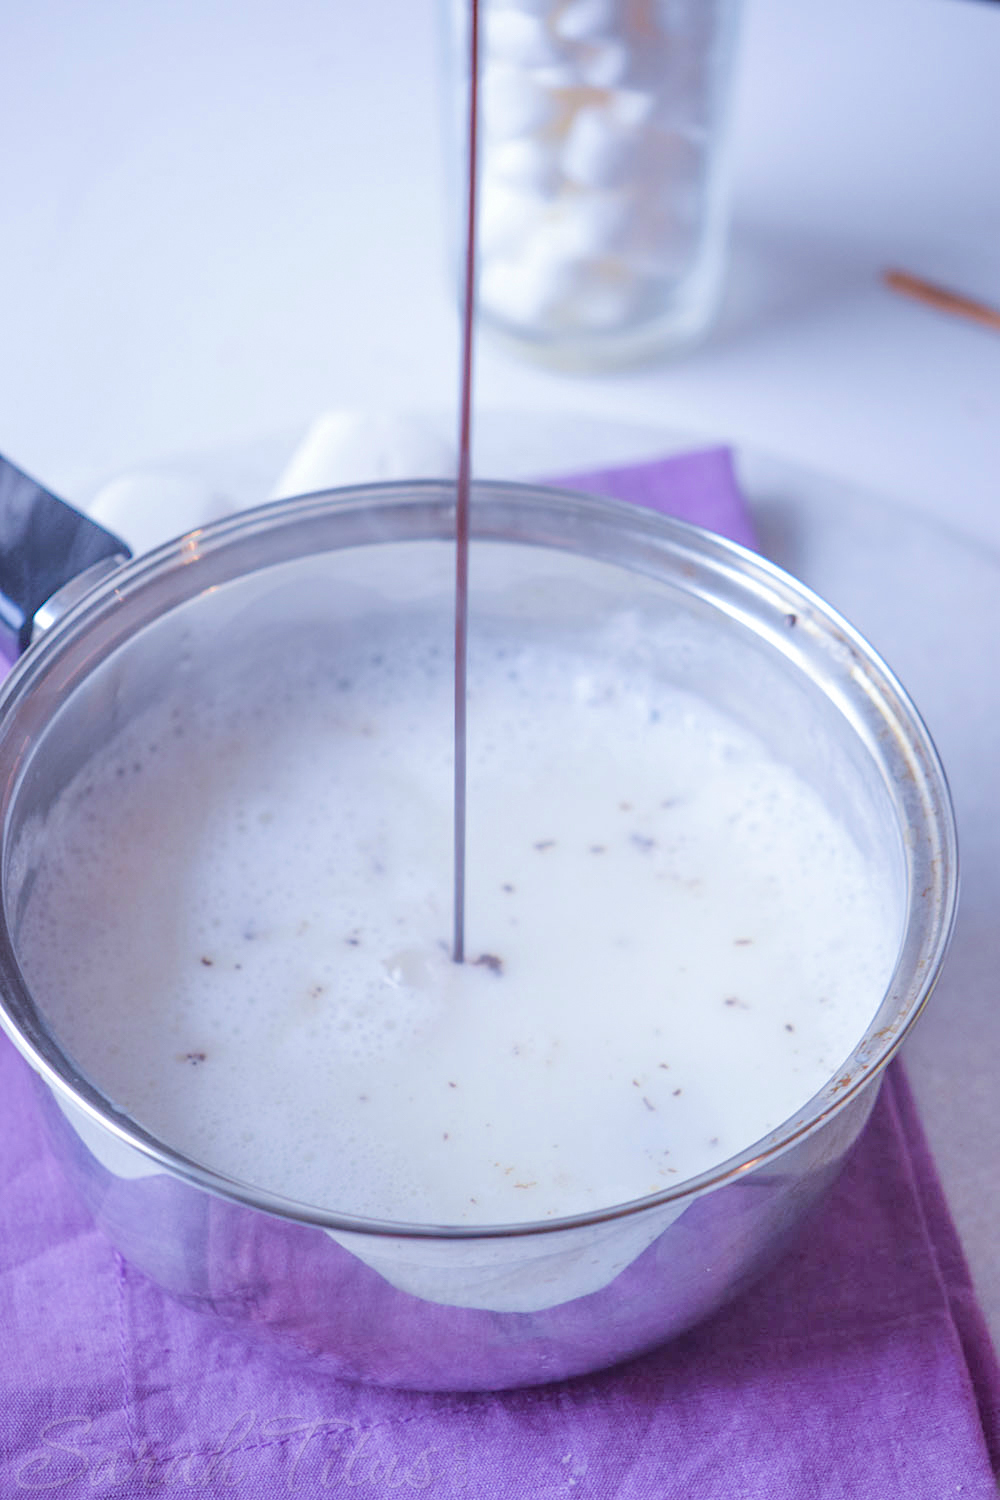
[454,0,742,366]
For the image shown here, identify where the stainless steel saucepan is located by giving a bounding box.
[0,455,957,1390]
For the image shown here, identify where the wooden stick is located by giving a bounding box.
[884,268,1000,335]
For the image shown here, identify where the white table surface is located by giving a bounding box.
[3,0,1000,1343]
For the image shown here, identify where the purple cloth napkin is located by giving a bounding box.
[2,448,998,1498]
[547,445,758,551]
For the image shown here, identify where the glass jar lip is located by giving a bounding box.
[0,479,959,1241]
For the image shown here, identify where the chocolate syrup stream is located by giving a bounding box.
[452,0,480,965]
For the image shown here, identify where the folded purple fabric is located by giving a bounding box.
[1,449,998,1498]
[548,445,758,551]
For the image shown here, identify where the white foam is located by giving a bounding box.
[17,619,900,1226]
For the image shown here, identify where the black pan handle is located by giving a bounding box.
[0,453,132,659]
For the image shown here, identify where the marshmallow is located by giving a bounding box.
[545,187,632,259]
[483,196,639,324]
[270,412,456,501]
[479,249,574,327]
[477,185,652,335]
[561,90,655,188]
[553,0,615,42]
[484,135,563,194]
[478,190,636,328]
[481,61,559,138]
[478,178,549,256]
[483,7,562,67]
[575,37,629,88]
[87,472,232,556]
[529,59,583,90]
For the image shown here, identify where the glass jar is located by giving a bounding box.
[448,0,743,369]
